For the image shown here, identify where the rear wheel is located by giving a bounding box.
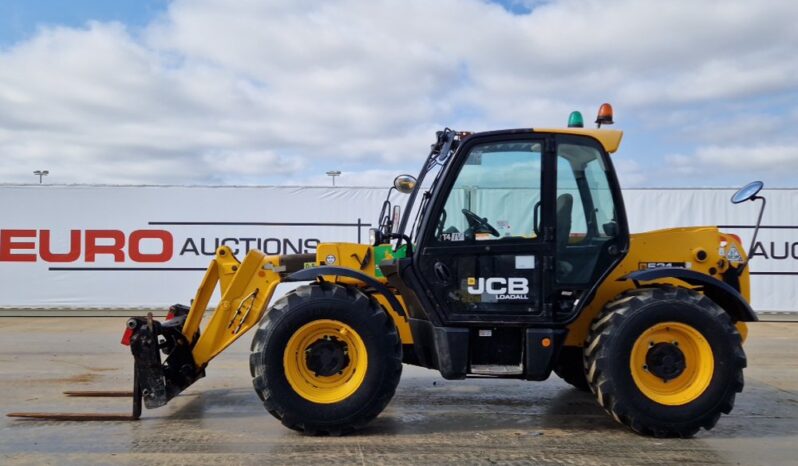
[250,283,402,435]
[584,286,746,437]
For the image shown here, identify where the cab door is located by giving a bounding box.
[552,135,628,319]
[414,134,556,324]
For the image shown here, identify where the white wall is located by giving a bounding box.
[0,185,795,312]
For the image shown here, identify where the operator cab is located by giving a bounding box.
[373,105,629,379]
[412,130,627,325]
[376,113,628,325]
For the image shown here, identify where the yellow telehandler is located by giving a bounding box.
[10,104,765,437]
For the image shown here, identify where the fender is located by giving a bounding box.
[621,268,758,322]
[284,266,407,321]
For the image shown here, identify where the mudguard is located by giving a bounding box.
[284,265,407,320]
[621,267,758,322]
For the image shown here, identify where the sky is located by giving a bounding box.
[0,0,797,188]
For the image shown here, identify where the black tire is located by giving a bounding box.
[249,283,402,435]
[584,286,746,438]
[554,346,590,391]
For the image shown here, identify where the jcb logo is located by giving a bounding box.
[467,277,529,295]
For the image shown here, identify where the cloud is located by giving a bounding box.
[665,143,798,186]
[613,158,647,188]
[681,144,798,170]
[677,113,788,146]
[202,150,305,178]
[1,0,797,186]
[280,168,405,187]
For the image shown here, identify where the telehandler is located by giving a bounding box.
[10,104,765,438]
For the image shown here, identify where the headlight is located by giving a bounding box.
[369,228,380,246]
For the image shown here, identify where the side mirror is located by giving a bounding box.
[731,180,764,204]
[393,174,417,194]
[730,180,766,273]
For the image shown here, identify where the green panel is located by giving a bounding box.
[373,244,407,278]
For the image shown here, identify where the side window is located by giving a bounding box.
[556,156,587,243]
[584,158,616,237]
[556,141,619,285]
[435,141,542,242]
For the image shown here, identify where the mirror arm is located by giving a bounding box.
[741,195,766,272]
[377,187,396,235]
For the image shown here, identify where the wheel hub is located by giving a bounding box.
[305,336,350,377]
[646,342,686,381]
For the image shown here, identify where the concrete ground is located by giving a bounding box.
[1,318,796,465]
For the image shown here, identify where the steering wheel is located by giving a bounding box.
[461,209,500,238]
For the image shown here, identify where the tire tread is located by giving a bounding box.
[249,283,402,435]
[584,285,746,438]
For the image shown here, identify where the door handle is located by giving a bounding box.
[433,262,451,284]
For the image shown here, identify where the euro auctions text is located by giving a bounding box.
[0,229,320,263]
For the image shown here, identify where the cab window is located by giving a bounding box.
[555,141,619,285]
[434,141,542,242]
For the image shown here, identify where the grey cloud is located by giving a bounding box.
[1,0,797,186]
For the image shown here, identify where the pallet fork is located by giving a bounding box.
[7,311,174,421]
[7,369,142,421]
[7,247,280,422]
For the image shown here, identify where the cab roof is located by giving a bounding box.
[466,128,623,154]
[534,128,624,154]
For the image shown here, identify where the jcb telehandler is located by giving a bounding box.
[10,104,765,438]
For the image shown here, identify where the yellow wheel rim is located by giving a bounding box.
[283,319,367,404]
[630,322,714,406]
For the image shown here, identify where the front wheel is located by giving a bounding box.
[250,284,402,435]
[584,286,746,437]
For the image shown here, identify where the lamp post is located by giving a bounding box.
[326,170,341,186]
[33,170,49,184]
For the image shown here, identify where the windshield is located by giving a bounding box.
[409,162,444,241]
[391,129,458,245]
[435,141,542,240]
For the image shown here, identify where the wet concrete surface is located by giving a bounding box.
[1,317,796,465]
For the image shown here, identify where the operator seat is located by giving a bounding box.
[556,193,573,245]
[556,193,574,280]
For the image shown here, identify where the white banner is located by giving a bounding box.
[0,186,393,310]
[0,186,796,312]
[622,188,798,313]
